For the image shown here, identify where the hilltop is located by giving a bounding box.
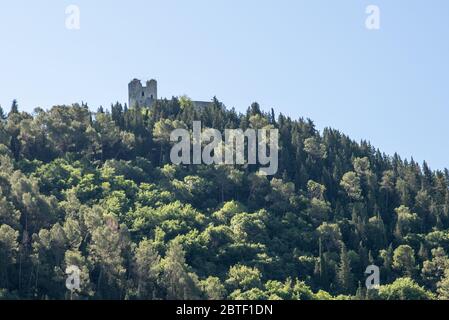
[0,97,448,300]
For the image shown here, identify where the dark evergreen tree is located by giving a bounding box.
[9,99,19,116]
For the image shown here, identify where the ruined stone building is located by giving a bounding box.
[128,79,212,109]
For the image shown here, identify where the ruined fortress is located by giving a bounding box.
[128,79,212,109]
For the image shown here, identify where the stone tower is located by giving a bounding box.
[128,79,158,108]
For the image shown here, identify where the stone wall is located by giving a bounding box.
[128,79,158,108]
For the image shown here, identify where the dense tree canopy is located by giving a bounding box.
[0,97,447,300]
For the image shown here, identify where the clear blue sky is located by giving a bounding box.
[1,0,448,170]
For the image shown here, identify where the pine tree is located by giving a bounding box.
[134,239,161,299]
[0,105,6,120]
[0,225,19,289]
[437,270,449,299]
[418,242,429,261]
[162,241,200,300]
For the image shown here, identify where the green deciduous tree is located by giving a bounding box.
[378,277,433,300]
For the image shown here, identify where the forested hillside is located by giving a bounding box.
[0,97,448,300]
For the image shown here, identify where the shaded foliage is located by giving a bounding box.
[0,98,446,300]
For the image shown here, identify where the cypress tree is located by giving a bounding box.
[337,242,352,293]
[9,99,19,116]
